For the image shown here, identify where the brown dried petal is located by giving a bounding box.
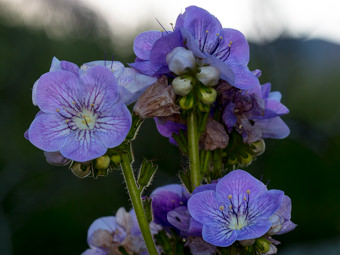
[200,118,229,150]
[133,76,180,119]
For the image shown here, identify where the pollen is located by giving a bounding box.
[205,30,209,33]
[229,205,232,210]
[160,29,164,32]
[65,119,69,123]
[243,196,247,201]
[220,36,223,40]
[219,205,224,211]
[239,124,243,129]
[216,33,220,36]
[72,101,76,105]
[179,201,184,205]
[246,189,250,194]
[228,194,232,199]
[228,41,233,47]
[56,108,60,112]
[90,103,94,107]
[171,199,175,203]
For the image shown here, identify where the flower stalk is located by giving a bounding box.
[120,153,158,255]
[187,110,201,190]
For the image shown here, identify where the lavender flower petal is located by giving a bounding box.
[202,222,237,247]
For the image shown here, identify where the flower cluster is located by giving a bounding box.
[25,5,296,255]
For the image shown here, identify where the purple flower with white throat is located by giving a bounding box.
[131,6,259,89]
[27,64,132,162]
[188,170,285,247]
[219,80,290,144]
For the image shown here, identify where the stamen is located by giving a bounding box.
[171,199,175,203]
[246,190,250,194]
[111,55,114,70]
[239,124,243,129]
[72,101,76,105]
[229,205,232,210]
[179,201,183,205]
[56,108,60,112]
[243,196,247,201]
[228,194,232,199]
[228,41,233,47]
[155,18,168,34]
[219,205,224,211]
[201,30,209,51]
[170,22,174,31]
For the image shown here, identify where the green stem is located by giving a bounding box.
[120,153,158,255]
[187,110,201,190]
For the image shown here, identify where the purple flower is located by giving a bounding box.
[188,170,285,247]
[81,60,157,105]
[154,117,186,145]
[83,208,151,255]
[131,6,259,89]
[150,184,190,228]
[27,63,132,162]
[220,81,290,143]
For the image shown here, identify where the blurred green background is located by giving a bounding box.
[0,1,339,254]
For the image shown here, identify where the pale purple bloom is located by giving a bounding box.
[268,196,297,235]
[131,6,259,89]
[83,208,149,255]
[150,184,190,228]
[220,81,290,143]
[81,60,157,105]
[27,63,132,162]
[188,170,285,247]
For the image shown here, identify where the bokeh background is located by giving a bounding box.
[0,0,339,254]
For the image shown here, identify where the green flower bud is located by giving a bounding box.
[255,238,271,253]
[70,162,91,178]
[179,94,194,110]
[137,159,158,188]
[196,66,220,86]
[251,139,266,156]
[198,101,210,112]
[95,155,110,170]
[110,154,122,165]
[199,86,217,105]
[238,151,253,167]
[228,153,238,165]
[172,76,193,96]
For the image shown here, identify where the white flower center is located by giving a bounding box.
[229,214,248,230]
[73,109,97,130]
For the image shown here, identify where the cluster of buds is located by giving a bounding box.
[166,47,220,111]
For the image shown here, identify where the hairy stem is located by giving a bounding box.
[120,153,158,255]
[187,110,201,190]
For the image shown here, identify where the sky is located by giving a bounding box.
[1,0,340,45]
[80,0,340,44]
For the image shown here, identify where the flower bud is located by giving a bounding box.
[179,94,194,110]
[199,87,217,105]
[70,162,91,178]
[198,101,210,112]
[172,76,193,96]
[255,238,271,253]
[251,139,266,156]
[110,154,121,165]
[196,66,220,86]
[95,155,110,170]
[166,47,195,75]
[238,151,253,167]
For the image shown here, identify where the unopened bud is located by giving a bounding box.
[228,153,238,165]
[172,76,193,96]
[238,151,253,167]
[179,95,194,110]
[137,159,158,188]
[196,66,220,86]
[251,139,266,156]
[166,47,195,75]
[255,238,271,253]
[70,162,91,178]
[110,154,121,165]
[198,101,210,112]
[95,155,110,170]
[199,87,217,105]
